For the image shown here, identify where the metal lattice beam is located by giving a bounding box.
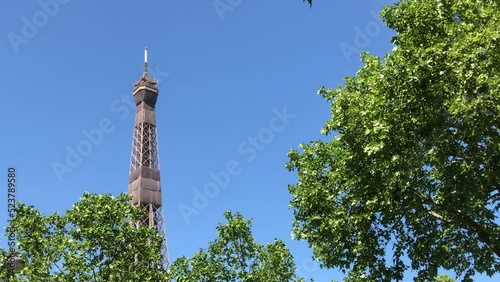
[130,123,160,172]
[131,203,170,268]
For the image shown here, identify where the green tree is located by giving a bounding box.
[1,192,168,281]
[288,0,499,281]
[338,273,455,282]
[168,211,308,281]
[435,274,456,282]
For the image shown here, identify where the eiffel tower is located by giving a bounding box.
[128,47,169,269]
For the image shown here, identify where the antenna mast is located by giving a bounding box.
[144,47,148,73]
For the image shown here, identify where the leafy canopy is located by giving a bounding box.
[168,211,308,281]
[1,192,168,282]
[289,0,499,281]
[435,274,457,282]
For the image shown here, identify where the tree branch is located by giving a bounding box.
[459,214,500,257]
[412,188,500,257]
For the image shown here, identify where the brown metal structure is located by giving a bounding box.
[128,47,170,269]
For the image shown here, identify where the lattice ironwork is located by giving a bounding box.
[129,120,170,269]
[132,203,170,268]
[130,123,160,172]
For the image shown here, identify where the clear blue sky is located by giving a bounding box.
[0,1,497,281]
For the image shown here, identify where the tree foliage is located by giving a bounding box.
[1,193,167,281]
[168,211,307,281]
[289,0,499,281]
[435,274,456,282]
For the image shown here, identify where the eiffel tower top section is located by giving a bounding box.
[133,47,158,94]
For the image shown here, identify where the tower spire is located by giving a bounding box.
[144,46,148,74]
[134,47,157,92]
[128,47,169,269]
